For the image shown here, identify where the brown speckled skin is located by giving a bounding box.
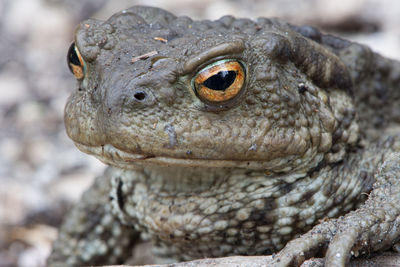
[48,6,400,267]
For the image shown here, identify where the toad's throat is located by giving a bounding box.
[74,142,325,172]
[108,162,366,260]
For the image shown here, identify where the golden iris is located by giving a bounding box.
[193,59,245,103]
[67,43,86,80]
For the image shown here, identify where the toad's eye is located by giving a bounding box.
[67,43,86,80]
[192,59,245,103]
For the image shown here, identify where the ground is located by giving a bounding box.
[0,0,399,266]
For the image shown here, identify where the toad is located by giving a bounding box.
[48,6,400,267]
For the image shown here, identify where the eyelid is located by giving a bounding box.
[183,40,245,74]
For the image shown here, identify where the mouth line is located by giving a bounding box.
[74,142,276,170]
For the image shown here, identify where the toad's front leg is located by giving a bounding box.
[271,151,400,267]
[47,167,140,267]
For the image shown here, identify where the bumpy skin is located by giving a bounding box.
[48,6,400,267]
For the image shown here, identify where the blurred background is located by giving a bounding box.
[0,0,399,266]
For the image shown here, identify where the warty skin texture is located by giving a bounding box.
[48,6,400,267]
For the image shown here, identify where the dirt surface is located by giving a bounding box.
[0,0,399,266]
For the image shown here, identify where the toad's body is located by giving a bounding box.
[49,6,400,267]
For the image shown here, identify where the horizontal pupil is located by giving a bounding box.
[203,70,236,91]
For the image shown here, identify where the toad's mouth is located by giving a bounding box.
[74,143,303,171]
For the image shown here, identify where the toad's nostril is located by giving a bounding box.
[133,91,146,101]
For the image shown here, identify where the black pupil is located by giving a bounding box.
[67,43,81,72]
[203,70,237,91]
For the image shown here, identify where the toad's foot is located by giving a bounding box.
[271,152,400,267]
